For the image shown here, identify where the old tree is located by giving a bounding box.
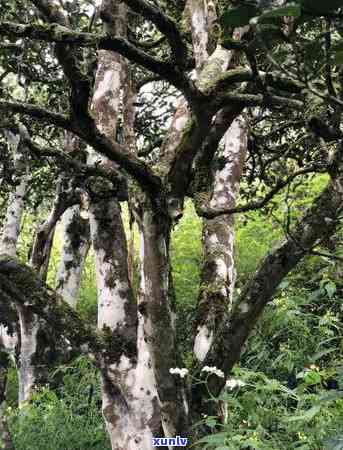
[0,0,343,448]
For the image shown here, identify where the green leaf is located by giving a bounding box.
[325,281,337,298]
[297,369,322,385]
[278,280,289,290]
[303,370,322,385]
[298,0,343,14]
[195,432,229,445]
[286,405,321,423]
[260,3,301,20]
[205,416,218,428]
[220,5,259,28]
[333,51,343,65]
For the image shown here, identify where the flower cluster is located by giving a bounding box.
[201,366,224,378]
[225,378,246,390]
[169,367,189,378]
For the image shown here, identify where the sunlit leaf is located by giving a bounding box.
[260,3,301,20]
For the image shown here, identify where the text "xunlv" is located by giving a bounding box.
[152,436,188,447]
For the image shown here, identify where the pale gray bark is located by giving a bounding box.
[88,2,164,448]
[16,182,83,404]
[56,205,90,308]
[0,127,29,258]
[193,117,247,363]
[134,202,187,438]
[0,127,29,405]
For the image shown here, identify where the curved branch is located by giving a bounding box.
[195,166,322,218]
[206,67,304,98]
[216,91,304,111]
[122,0,188,66]
[25,137,127,189]
[0,99,71,129]
[0,21,192,94]
[0,100,163,197]
[192,161,343,408]
[0,257,101,357]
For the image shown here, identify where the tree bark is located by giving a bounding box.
[134,200,188,438]
[193,116,247,363]
[56,205,90,308]
[192,151,343,416]
[16,182,82,403]
[0,126,28,406]
[0,127,28,258]
[88,2,166,447]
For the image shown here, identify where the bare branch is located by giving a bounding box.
[195,166,322,218]
[0,99,71,130]
[0,21,193,94]
[122,0,188,66]
[193,159,343,406]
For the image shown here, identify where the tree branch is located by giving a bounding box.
[122,0,188,66]
[25,137,127,190]
[196,164,343,401]
[195,166,322,218]
[206,67,304,98]
[0,99,71,130]
[0,101,163,198]
[0,21,192,94]
[0,257,102,354]
[0,256,135,363]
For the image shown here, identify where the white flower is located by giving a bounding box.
[169,367,189,378]
[225,378,246,390]
[201,366,224,378]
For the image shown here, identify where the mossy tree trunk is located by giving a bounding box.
[0,126,29,405]
[18,166,83,403]
[134,199,189,438]
[55,133,90,308]
[88,2,165,448]
[55,205,90,308]
[193,117,247,363]
[0,127,29,258]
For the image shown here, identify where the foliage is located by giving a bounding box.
[195,366,343,450]
[8,357,110,450]
[195,247,343,449]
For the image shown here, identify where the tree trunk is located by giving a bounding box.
[134,201,188,438]
[0,127,28,258]
[16,182,82,403]
[56,205,90,308]
[193,117,247,362]
[87,2,167,447]
[192,148,343,417]
[0,127,28,405]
